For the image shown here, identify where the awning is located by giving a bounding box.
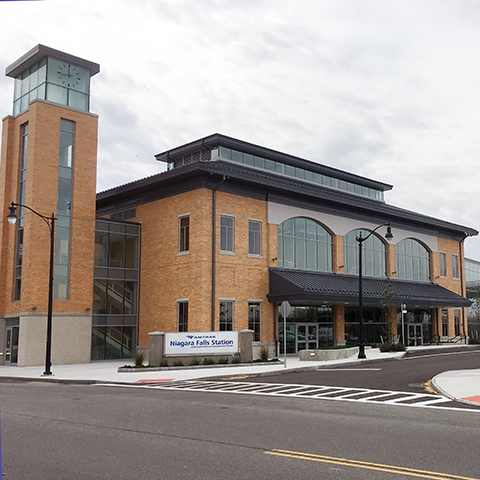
[268,268,471,308]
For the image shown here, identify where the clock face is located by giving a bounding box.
[57,63,84,89]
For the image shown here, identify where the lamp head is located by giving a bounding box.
[385,222,393,241]
[7,203,18,225]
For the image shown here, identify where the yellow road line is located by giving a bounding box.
[264,449,479,480]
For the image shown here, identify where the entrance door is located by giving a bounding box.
[296,324,318,351]
[5,326,19,365]
[408,324,423,346]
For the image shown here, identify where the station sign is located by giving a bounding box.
[164,331,239,355]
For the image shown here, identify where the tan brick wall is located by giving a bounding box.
[0,99,97,316]
[333,235,344,273]
[434,237,466,337]
[134,188,274,346]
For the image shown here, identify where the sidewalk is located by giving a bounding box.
[1,345,479,405]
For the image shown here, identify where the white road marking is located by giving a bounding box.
[97,380,480,412]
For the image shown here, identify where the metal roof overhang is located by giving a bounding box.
[268,268,471,308]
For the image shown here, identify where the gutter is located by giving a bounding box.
[211,175,226,331]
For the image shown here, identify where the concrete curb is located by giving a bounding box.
[117,360,283,373]
[431,370,480,407]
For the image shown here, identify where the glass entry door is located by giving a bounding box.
[408,324,423,346]
[5,325,19,365]
[297,324,318,351]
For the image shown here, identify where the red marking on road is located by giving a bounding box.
[462,395,480,404]
[136,379,174,383]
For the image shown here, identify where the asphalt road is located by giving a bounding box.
[1,379,480,479]
[227,346,480,395]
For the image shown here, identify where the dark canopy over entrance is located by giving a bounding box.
[268,268,471,308]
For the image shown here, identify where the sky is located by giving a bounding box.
[1,0,480,258]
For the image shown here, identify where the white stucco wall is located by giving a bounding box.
[268,202,438,252]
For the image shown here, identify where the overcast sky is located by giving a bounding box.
[1,0,480,258]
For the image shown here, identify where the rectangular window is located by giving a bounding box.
[454,309,461,336]
[452,254,459,279]
[179,215,190,253]
[219,300,234,331]
[54,119,75,300]
[439,252,447,277]
[248,220,262,256]
[248,302,261,342]
[442,308,448,336]
[14,123,28,301]
[178,301,188,332]
[220,215,234,253]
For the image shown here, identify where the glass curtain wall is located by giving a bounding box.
[278,218,332,271]
[395,238,430,281]
[345,307,389,345]
[343,229,387,277]
[54,119,74,300]
[92,219,140,360]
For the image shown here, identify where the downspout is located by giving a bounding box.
[459,235,468,344]
[212,175,226,331]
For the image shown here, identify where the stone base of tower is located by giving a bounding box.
[12,312,91,367]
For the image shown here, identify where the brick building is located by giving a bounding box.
[1,46,477,366]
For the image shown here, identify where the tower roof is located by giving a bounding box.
[5,44,100,78]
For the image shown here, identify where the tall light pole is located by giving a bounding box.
[7,201,56,375]
[356,221,393,359]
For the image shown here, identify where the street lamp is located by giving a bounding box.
[7,201,56,375]
[356,221,393,359]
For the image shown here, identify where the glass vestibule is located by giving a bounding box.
[92,219,140,360]
[278,306,334,354]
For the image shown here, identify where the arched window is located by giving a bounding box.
[278,218,333,271]
[396,238,430,281]
[344,229,387,277]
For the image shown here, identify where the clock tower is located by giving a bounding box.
[0,45,100,366]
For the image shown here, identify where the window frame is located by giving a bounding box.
[219,299,234,331]
[441,308,449,337]
[220,214,235,254]
[248,301,262,342]
[439,252,447,278]
[452,254,459,279]
[454,308,461,336]
[177,299,189,332]
[248,219,262,257]
[178,214,190,254]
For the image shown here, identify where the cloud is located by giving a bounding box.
[1,0,480,256]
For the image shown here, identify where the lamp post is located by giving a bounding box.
[356,221,393,359]
[7,201,56,375]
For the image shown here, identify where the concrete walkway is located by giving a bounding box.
[1,345,479,405]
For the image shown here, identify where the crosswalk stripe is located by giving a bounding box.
[131,380,479,411]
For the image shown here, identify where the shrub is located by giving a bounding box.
[202,358,216,365]
[217,357,229,364]
[173,360,184,367]
[379,342,406,352]
[159,361,169,368]
[468,337,480,345]
[189,358,200,366]
[231,356,241,364]
[257,344,270,362]
[135,350,146,368]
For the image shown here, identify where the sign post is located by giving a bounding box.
[279,301,291,368]
[401,303,407,345]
